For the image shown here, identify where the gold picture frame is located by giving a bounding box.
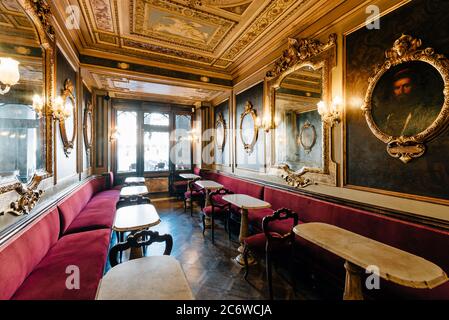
[215,111,226,152]
[0,0,55,209]
[83,100,93,155]
[239,101,259,154]
[266,34,338,187]
[299,121,317,154]
[362,34,449,164]
[59,78,77,157]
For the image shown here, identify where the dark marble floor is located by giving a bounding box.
[113,198,341,300]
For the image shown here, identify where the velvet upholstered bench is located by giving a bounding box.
[0,175,120,300]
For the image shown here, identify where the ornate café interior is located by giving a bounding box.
[1,0,449,302]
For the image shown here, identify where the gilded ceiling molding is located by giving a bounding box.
[24,0,55,41]
[221,0,308,61]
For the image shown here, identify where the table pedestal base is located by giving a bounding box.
[233,245,257,267]
[343,261,364,300]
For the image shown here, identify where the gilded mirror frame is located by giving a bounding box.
[362,34,449,164]
[266,34,338,187]
[0,0,55,207]
[215,111,226,152]
[59,78,77,157]
[239,101,259,154]
[83,100,93,155]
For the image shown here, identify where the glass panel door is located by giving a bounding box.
[173,114,192,171]
[143,112,170,173]
[116,111,137,173]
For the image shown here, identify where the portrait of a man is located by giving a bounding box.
[372,61,444,137]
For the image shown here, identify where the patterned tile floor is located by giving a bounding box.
[110,199,342,300]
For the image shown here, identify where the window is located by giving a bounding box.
[144,131,169,172]
[144,112,169,172]
[116,111,137,173]
[173,114,192,171]
[114,108,193,176]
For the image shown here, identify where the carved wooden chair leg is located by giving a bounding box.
[266,247,273,300]
[243,245,250,280]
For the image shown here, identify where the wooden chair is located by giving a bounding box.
[243,208,299,300]
[183,177,205,216]
[202,188,234,243]
[116,195,152,209]
[109,229,173,267]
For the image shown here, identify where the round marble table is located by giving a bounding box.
[113,204,161,259]
[96,256,194,300]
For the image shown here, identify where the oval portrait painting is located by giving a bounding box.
[371,61,444,137]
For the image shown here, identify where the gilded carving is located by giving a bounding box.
[215,112,226,152]
[239,101,258,154]
[362,35,449,164]
[59,79,77,157]
[0,174,46,216]
[299,121,317,154]
[266,34,337,80]
[279,165,313,188]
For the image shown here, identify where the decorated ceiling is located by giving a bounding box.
[59,0,310,71]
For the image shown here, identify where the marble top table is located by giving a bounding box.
[294,222,448,300]
[222,194,271,266]
[120,185,149,198]
[96,256,194,300]
[195,180,223,207]
[124,177,146,185]
[179,173,201,180]
[113,204,161,259]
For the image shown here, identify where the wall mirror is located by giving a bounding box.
[266,34,337,187]
[83,100,93,154]
[0,0,53,193]
[215,111,226,152]
[59,79,76,156]
[239,101,258,154]
[0,0,55,216]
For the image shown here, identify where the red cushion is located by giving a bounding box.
[58,182,97,234]
[64,190,120,234]
[12,229,111,300]
[211,194,229,206]
[203,206,226,217]
[244,232,290,254]
[91,177,106,194]
[248,208,275,230]
[184,190,204,199]
[0,208,60,300]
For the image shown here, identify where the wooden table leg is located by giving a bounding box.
[343,261,364,300]
[203,189,212,228]
[234,208,256,266]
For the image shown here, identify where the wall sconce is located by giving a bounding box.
[317,96,342,126]
[256,113,279,132]
[52,96,71,121]
[32,94,44,118]
[110,128,120,141]
[0,58,20,95]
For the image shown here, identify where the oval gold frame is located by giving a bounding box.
[59,78,77,157]
[299,121,317,154]
[239,101,259,154]
[83,100,93,155]
[215,112,226,152]
[362,35,449,164]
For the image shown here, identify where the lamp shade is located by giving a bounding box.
[0,58,20,86]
